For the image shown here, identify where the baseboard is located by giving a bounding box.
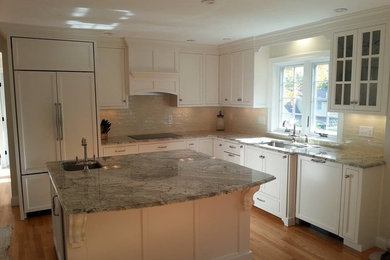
[282,217,296,227]
[376,236,389,250]
[214,250,252,260]
[11,196,19,206]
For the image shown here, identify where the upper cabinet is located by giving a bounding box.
[178,53,219,107]
[219,47,269,108]
[329,24,388,114]
[97,46,128,109]
[12,37,94,72]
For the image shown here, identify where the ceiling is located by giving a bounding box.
[0,0,389,45]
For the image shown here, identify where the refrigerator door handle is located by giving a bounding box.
[58,103,63,140]
[55,103,59,141]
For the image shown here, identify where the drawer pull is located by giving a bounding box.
[158,146,168,149]
[228,153,236,157]
[229,145,236,149]
[311,158,326,163]
[115,149,126,153]
[283,155,287,159]
[344,174,351,179]
[237,98,242,101]
[257,198,265,203]
[259,155,265,159]
[188,143,195,145]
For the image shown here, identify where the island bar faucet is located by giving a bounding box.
[81,138,88,163]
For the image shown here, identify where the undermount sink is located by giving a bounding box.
[265,140,309,149]
[62,161,102,171]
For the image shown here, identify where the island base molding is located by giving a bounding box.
[63,189,258,260]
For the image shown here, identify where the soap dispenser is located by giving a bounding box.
[216,111,225,131]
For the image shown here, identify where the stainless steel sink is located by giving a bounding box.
[62,161,102,171]
[266,140,308,149]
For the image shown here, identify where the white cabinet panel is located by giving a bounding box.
[103,144,138,157]
[242,49,254,105]
[97,47,128,109]
[213,139,225,159]
[153,48,176,72]
[296,156,343,235]
[138,141,186,153]
[186,139,198,152]
[219,54,231,105]
[179,53,202,105]
[230,52,243,105]
[22,173,51,213]
[198,138,213,156]
[204,55,219,105]
[14,71,61,174]
[57,72,97,160]
[244,146,263,172]
[12,37,94,71]
[262,150,284,200]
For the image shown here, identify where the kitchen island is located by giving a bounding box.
[47,150,275,260]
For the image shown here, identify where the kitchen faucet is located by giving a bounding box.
[81,137,88,166]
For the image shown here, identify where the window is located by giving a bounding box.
[271,55,341,140]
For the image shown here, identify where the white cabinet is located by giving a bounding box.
[22,173,51,213]
[219,48,269,108]
[245,145,295,226]
[213,138,225,159]
[222,140,244,165]
[186,139,198,151]
[296,156,343,235]
[179,53,203,105]
[51,181,65,260]
[129,72,179,95]
[12,37,94,71]
[178,53,219,107]
[340,165,383,251]
[138,140,186,153]
[198,138,213,156]
[103,144,138,157]
[97,47,128,109]
[330,24,388,113]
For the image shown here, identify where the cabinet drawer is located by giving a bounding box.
[186,140,198,151]
[103,145,138,156]
[224,141,243,155]
[253,192,280,215]
[223,152,241,165]
[22,173,51,213]
[139,141,186,153]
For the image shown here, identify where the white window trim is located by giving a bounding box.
[267,51,343,143]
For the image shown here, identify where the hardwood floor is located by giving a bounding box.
[0,181,382,260]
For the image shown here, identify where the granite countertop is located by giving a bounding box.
[101,131,385,169]
[47,150,275,215]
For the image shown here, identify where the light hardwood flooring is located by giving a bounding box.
[0,181,382,260]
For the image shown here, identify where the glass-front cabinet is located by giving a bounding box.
[330,24,387,113]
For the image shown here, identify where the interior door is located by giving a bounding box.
[57,72,97,160]
[14,71,60,174]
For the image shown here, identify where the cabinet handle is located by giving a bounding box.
[158,146,168,149]
[283,155,287,159]
[123,99,126,103]
[344,174,351,179]
[228,153,236,157]
[188,143,194,146]
[225,98,228,101]
[311,158,326,163]
[52,195,59,216]
[219,144,222,147]
[179,98,183,102]
[237,98,242,101]
[259,155,265,159]
[257,198,265,203]
[350,101,359,105]
[58,103,63,140]
[54,103,59,141]
[229,145,236,149]
[115,149,126,153]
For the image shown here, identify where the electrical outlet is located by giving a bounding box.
[358,126,374,137]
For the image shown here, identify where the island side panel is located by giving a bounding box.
[63,189,255,260]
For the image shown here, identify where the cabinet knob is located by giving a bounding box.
[344,174,351,179]
[122,99,126,103]
[179,98,183,102]
[283,155,287,159]
[219,144,222,146]
[225,98,228,101]
[237,98,242,101]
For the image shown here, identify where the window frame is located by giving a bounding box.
[268,51,343,143]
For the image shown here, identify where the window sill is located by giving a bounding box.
[267,131,339,145]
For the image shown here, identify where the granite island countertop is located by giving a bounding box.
[101,131,385,169]
[47,150,275,215]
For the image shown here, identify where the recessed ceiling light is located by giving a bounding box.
[334,8,348,13]
[201,0,215,4]
[186,39,195,42]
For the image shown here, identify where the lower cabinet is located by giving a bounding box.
[138,141,186,153]
[296,155,383,251]
[223,140,244,165]
[51,181,65,260]
[213,138,224,159]
[198,138,213,156]
[244,145,296,226]
[102,144,138,157]
[22,173,51,213]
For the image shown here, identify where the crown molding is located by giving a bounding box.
[219,5,390,54]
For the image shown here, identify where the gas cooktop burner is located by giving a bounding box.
[128,133,181,140]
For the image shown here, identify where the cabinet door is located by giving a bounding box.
[51,183,65,260]
[179,53,202,105]
[204,55,219,105]
[296,156,342,235]
[242,49,254,105]
[198,138,213,156]
[341,167,361,242]
[97,47,128,109]
[186,140,198,152]
[219,54,231,105]
[153,48,176,72]
[355,25,385,112]
[12,37,94,71]
[22,173,51,212]
[57,72,98,160]
[244,146,263,171]
[331,30,357,110]
[230,52,243,104]
[262,150,286,200]
[213,139,224,159]
[14,71,61,174]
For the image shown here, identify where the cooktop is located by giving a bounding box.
[128,133,181,140]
